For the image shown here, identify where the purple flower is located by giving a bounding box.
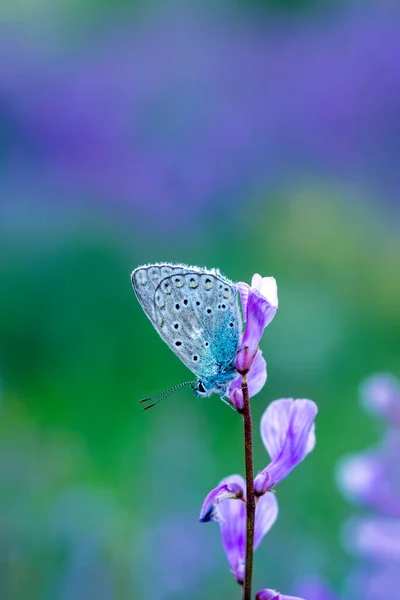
[236,275,278,375]
[336,431,400,518]
[201,474,278,584]
[360,373,400,426]
[200,398,317,584]
[256,590,304,600]
[254,399,317,495]
[229,349,267,412]
[337,452,385,507]
[343,516,400,562]
[337,372,400,597]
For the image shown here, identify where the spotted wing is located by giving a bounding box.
[131,264,241,379]
[131,264,188,325]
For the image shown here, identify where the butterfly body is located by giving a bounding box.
[131,263,241,399]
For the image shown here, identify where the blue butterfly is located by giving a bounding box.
[131,263,241,405]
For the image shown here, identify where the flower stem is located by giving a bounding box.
[241,375,255,600]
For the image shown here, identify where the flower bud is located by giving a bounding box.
[254,472,270,496]
[230,388,244,412]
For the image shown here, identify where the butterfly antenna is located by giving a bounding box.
[139,381,194,411]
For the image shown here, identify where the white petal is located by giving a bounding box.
[259,276,278,308]
[251,273,263,290]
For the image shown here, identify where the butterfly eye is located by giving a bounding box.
[197,381,206,393]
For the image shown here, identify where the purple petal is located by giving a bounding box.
[360,373,400,426]
[261,398,293,459]
[336,432,400,518]
[238,277,278,318]
[256,399,317,491]
[237,289,277,373]
[256,590,305,600]
[256,592,280,600]
[228,350,267,409]
[261,399,317,462]
[251,275,278,308]
[254,492,279,550]
[245,288,278,335]
[217,475,246,583]
[336,453,383,504]
[246,350,268,396]
[343,516,400,561]
[199,482,243,523]
[216,475,278,583]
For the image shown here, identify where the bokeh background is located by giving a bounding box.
[1,0,400,598]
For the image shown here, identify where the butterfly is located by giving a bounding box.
[131,263,242,406]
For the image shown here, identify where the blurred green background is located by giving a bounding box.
[1,0,400,598]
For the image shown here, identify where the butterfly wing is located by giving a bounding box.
[131,264,187,324]
[131,263,241,379]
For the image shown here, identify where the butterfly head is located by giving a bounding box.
[193,370,237,399]
[192,379,212,398]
